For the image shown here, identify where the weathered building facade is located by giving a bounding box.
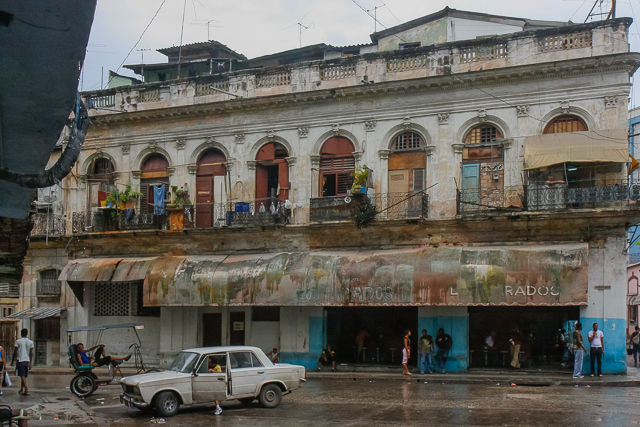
[22,8,640,372]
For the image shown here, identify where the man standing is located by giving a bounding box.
[484,331,498,366]
[435,328,453,373]
[418,329,433,374]
[402,330,411,375]
[572,322,586,378]
[11,328,33,396]
[588,322,604,377]
[630,326,640,367]
[509,326,523,369]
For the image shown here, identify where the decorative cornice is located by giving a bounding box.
[364,120,376,131]
[267,130,276,141]
[234,133,245,143]
[148,141,159,151]
[452,143,464,154]
[286,156,297,165]
[167,166,175,175]
[437,113,449,125]
[298,127,309,137]
[187,165,198,174]
[402,117,412,129]
[175,139,186,150]
[477,109,487,122]
[132,170,141,179]
[560,101,570,115]
[331,123,340,135]
[247,160,257,170]
[353,151,363,162]
[310,155,321,168]
[378,149,390,160]
[425,145,436,156]
[121,144,131,155]
[499,138,514,149]
[85,53,640,126]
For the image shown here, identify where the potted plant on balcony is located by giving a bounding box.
[351,165,371,195]
[122,183,142,209]
[166,189,191,232]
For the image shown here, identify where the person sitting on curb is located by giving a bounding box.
[76,343,131,368]
[317,345,336,371]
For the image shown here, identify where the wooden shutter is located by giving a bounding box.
[413,168,425,193]
[278,161,289,201]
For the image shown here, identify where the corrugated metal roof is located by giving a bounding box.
[59,257,157,282]
[8,307,62,320]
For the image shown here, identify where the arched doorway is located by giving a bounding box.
[319,137,355,197]
[255,142,289,209]
[87,157,115,211]
[195,149,227,228]
[140,154,169,214]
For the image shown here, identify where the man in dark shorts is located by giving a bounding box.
[76,343,131,368]
[317,344,336,371]
[11,328,33,396]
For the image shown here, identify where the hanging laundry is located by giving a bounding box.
[217,61,226,69]
[154,185,165,215]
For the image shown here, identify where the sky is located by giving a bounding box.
[81,0,640,105]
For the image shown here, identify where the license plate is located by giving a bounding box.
[124,399,131,407]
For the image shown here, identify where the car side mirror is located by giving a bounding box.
[192,369,198,377]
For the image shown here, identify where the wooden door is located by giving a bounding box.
[196,176,214,228]
[203,313,222,347]
[462,164,480,205]
[229,312,245,346]
[278,161,289,201]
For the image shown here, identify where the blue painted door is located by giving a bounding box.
[461,164,480,205]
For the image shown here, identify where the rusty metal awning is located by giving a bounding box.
[8,307,62,320]
[59,244,590,307]
[59,257,158,282]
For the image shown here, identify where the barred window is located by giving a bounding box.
[393,132,423,151]
[39,270,61,296]
[94,282,131,316]
[464,125,502,144]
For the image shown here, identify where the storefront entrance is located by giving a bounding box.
[326,307,418,365]
[468,306,580,369]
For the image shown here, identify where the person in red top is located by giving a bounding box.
[509,326,523,369]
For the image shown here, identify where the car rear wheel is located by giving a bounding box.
[70,374,96,398]
[238,397,255,405]
[155,391,180,417]
[258,384,282,408]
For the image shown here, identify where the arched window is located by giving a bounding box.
[389,132,426,197]
[464,125,502,144]
[392,132,423,151]
[87,157,115,210]
[256,142,289,206]
[141,154,169,214]
[195,149,227,228]
[320,137,355,197]
[543,115,587,134]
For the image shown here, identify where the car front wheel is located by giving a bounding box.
[154,391,180,417]
[258,384,282,408]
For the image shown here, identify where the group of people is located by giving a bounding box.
[403,328,453,375]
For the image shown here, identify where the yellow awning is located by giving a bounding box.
[524,129,628,170]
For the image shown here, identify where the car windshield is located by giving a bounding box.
[168,352,199,373]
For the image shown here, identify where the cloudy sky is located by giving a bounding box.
[82,0,640,104]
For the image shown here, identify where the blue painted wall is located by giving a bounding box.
[579,317,627,374]
[418,310,469,372]
[281,315,324,370]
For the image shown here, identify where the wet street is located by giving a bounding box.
[5,373,640,426]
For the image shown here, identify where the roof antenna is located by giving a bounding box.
[584,0,615,23]
[136,48,151,82]
[282,13,314,48]
[190,19,223,40]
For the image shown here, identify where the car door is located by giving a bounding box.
[228,351,266,397]
[191,353,228,403]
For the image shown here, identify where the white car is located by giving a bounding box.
[119,346,306,417]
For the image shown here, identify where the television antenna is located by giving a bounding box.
[137,48,152,81]
[190,19,223,40]
[584,0,616,22]
[282,13,315,48]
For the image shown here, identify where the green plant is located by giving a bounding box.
[105,188,126,205]
[169,189,191,208]
[353,199,378,230]
[351,165,371,192]
[123,183,142,199]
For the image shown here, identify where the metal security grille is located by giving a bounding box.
[465,125,500,144]
[393,133,423,151]
[94,282,130,316]
[39,270,61,295]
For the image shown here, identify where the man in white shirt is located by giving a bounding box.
[588,323,605,377]
[484,331,498,366]
[11,328,34,395]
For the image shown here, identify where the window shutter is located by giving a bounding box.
[413,168,425,193]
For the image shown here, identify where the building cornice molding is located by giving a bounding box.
[87,53,640,126]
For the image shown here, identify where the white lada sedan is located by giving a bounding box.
[120,346,306,417]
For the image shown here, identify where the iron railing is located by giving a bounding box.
[457,181,640,214]
[189,198,290,228]
[30,213,66,237]
[310,192,429,223]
